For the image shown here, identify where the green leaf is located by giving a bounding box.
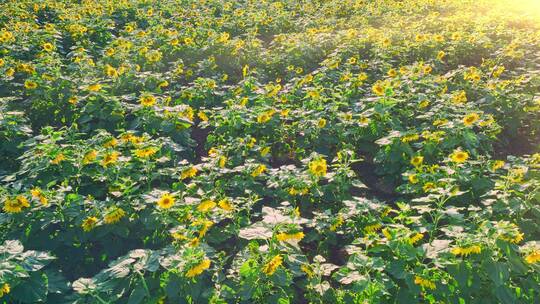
[45,270,69,294]
[277,297,290,304]
[11,272,48,303]
[484,261,509,287]
[128,282,147,304]
[387,260,407,279]
[495,286,516,304]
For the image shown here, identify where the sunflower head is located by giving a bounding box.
[411,156,424,167]
[140,94,156,107]
[157,193,175,209]
[450,149,469,163]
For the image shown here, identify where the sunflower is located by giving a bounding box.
[358,116,370,126]
[83,150,97,164]
[140,94,156,107]
[308,158,327,177]
[105,48,115,56]
[31,188,48,206]
[105,65,118,78]
[451,245,481,256]
[449,149,469,163]
[251,164,267,177]
[372,83,384,96]
[414,276,435,290]
[197,111,209,122]
[463,113,479,126]
[181,166,198,179]
[194,219,214,237]
[408,174,418,184]
[491,160,505,171]
[452,91,467,104]
[87,83,102,92]
[134,147,157,158]
[257,110,274,123]
[276,231,304,242]
[3,195,30,213]
[104,208,126,224]
[525,249,540,264]
[364,223,382,234]
[218,199,233,211]
[197,200,216,212]
[145,50,162,62]
[218,155,227,168]
[408,233,424,245]
[82,216,98,232]
[262,255,283,276]
[437,50,445,61]
[185,259,211,278]
[423,182,436,192]
[101,151,119,167]
[24,80,38,89]
[50,153,66,165]
[419,100,430,108]
[103,138,117,148]
[301,264,314,278]
[0,283,10,298]
[157,193,175,209]
[42,42,54,52]
[260,147,271,157]
[410,156,424,167]
[5,68,15,77]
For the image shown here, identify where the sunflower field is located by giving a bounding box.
[0,0,539,303]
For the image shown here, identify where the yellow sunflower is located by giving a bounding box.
[157,192,175,209]
[308,158,327,177]
[449,149,469,163]
[463,113,479,126]
[140,94,156,107]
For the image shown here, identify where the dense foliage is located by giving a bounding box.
[1,0,539,303]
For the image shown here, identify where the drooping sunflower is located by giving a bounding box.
[251,164,267,177]
[463,113,480,126]
[185,259,211,278]
[414,276,435,290]
[197,199,216,212]
[181,166,198,180]
[104,208,126,224]
[87,83,102,92]
[218,199,233,211]
[276,231,304,242]
[262,255,283,276]
[101,151,120,167]
[82,216,98,232]
[525,249,540,264]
